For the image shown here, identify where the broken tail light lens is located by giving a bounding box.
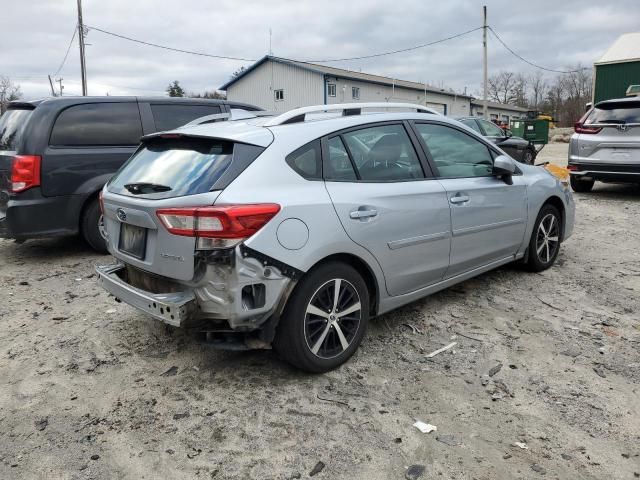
[10,155,41,193]
[156,204,281,249]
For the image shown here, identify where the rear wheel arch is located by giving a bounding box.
[305,253,380,317]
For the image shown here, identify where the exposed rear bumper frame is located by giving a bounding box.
[96,264,196,327]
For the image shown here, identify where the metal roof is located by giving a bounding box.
[220,55,473,98]
[595,33,640,65]
[470,100,528,112]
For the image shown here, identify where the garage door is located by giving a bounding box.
[426,103,447,115]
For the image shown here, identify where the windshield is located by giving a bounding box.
[108,137,234,199]
[586,101,640,124]
[0,108,33,151]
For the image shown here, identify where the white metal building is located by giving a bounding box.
[221,56,474,116]
[469,100,527,123]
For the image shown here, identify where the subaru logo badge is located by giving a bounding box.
[116,208,127,222]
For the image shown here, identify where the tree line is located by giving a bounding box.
[486,65,592,127]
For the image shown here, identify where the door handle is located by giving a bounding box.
[450,194,470,204]
[350,208,378,219]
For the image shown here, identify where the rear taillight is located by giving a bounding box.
[567,165,578,171]
[574,122,602,134]
[156,204,281,249]
[10,155,41,193]
[98,191,105,214]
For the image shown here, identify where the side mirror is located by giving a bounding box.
[493,155,516,184]
[504,129,513,138]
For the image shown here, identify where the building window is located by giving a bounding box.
[274,89,284,101]
[327,83,336,97]
[352,87,360,99]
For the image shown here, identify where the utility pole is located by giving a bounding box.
[482,5,488,119]
[56,77,64,96]
[48,75,57,96]
[77,0,88,95]
[268,28,273,56]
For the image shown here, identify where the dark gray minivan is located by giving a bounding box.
[0,97,259,251]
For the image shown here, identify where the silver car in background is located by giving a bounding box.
[96,103,575,372]
[569,97,640,192]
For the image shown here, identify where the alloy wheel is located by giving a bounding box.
[535,213,560,264]
[304,278,362,359]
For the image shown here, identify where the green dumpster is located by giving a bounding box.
[509,119,549,145]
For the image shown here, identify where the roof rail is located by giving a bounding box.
[183,109,275,127]
[263,102,442,127]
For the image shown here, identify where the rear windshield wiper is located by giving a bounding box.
[124,182,172,194]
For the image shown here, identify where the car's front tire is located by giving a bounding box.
[81,198,108,254]
[273,262,369,373]
[526,204,562,272]
[570,175,594,193]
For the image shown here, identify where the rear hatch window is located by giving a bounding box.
[108,137,241,199]
[587,101,640,124]
[0,107,33,151]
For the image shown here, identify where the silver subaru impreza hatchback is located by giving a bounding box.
[97,103,574,372]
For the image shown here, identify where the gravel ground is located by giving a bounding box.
[1,144,639,479]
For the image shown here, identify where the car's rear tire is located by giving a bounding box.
[81,198,108,254]
[570,175,594,192]
[525,204,562,272]
[523,147,536,165]
[273,262,369,373]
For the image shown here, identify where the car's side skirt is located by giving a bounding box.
[377,254,523,315]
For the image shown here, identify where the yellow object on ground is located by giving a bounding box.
[544,163,570,182]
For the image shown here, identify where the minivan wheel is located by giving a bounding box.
[81,198,108,254]
[570,175,594,193]
[526,204,561,272]
[273,262,369,373]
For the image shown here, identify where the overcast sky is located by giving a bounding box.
[2,0,639,99]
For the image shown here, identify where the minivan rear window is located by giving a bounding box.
[0,108,33,151]
[587,101,640,124]
[108,137,234,199]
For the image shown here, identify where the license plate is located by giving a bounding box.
[119,223,147,259]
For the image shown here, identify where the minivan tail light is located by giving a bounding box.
[156,204,281,245]
[574,122,602,134]
[10,155,41,193]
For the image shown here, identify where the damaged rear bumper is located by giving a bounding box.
[96,264,196,327]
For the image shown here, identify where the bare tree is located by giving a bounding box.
[0,76,22,114]
[487,71,527,106]
[528,71,548,111]
[189,90,226,100]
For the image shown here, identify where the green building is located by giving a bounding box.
[594,32,640,104]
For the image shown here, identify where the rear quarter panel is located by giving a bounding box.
[214,134,388,296]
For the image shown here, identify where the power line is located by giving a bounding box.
[489,27,588,74]
[54,26,77,77]
[85,24,484,65]
[86,25,257,62]
[303,27,484,63]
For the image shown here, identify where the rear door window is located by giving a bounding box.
[587,101,640,124]
[108,137,235,199]
[0,108,33,151]
[50,102,142,146]
[150,104,223,131]
[340,124,425,181]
